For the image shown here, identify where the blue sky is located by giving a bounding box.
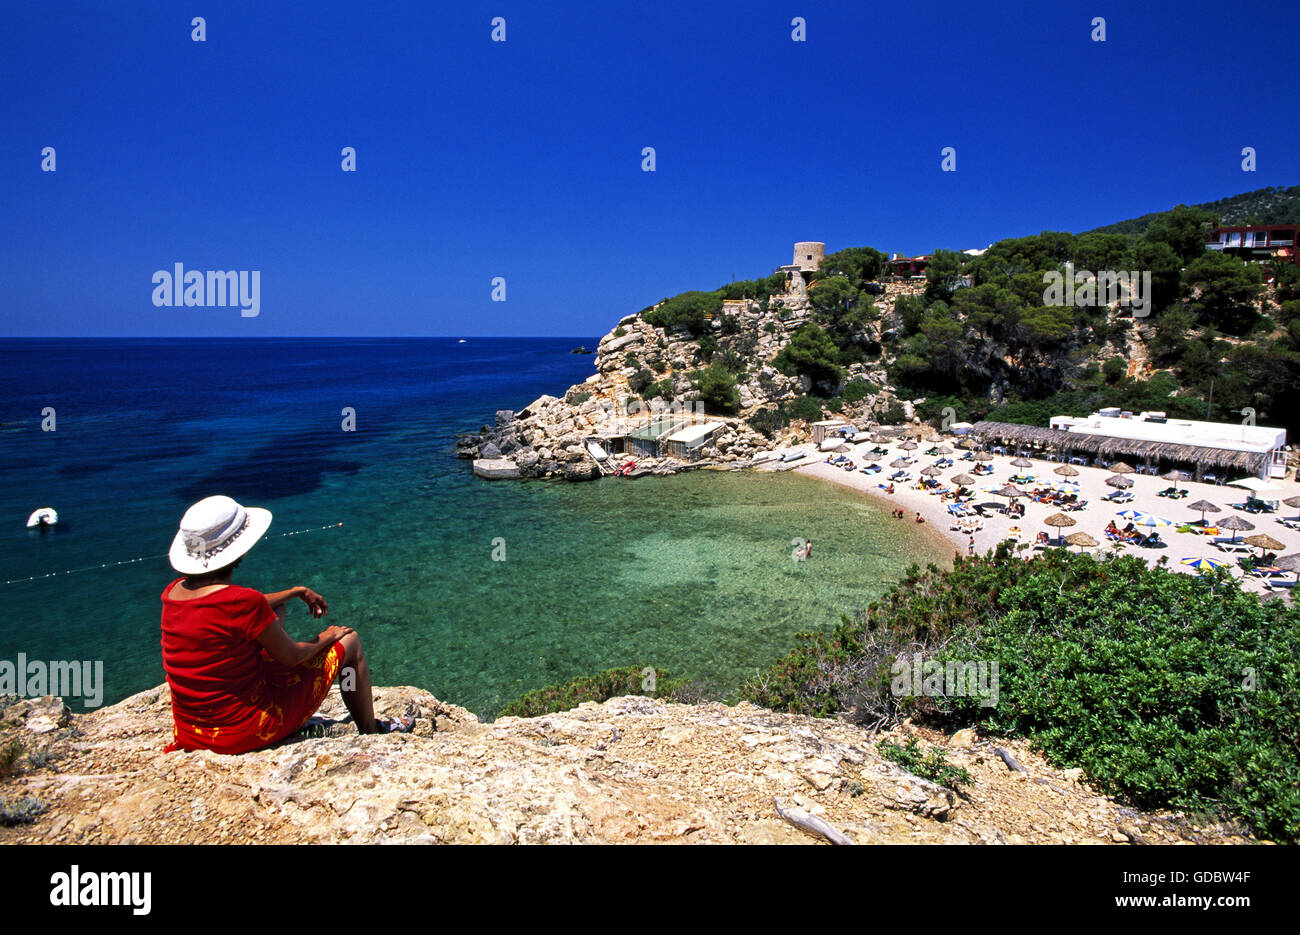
[2,0,1297,337]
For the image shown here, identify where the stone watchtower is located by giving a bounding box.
[780,241,826,296]
[793,242,825,272]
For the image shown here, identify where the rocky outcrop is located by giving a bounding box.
[458,282,940,481]
[0,687,1251,845]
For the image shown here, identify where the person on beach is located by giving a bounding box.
[915,512,924,524]
[160,495,413,754]
[968,536,976,556]
[804,539,812,559]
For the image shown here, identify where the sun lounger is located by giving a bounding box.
[1213,540,1252,554]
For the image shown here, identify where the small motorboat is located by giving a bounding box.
[26,507,58,529]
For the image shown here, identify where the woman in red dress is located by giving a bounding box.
[160,495,410,754]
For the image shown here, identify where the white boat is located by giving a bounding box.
[818,438,844,452]
[26,507,58,528]
[585,440,608,462]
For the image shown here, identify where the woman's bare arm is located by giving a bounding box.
[255,617,352,667]
[264,586,328,618]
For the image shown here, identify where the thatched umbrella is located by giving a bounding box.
[1284,495,1300,508]
[1066,531,1098,552]
[898,440,918,451]
[1187,499,1221,525]
[1011,457,1033,468]
[935,445,953,454]
[890,457,910,468]
[1274,553,1300,583]
[1054,464,1080,477]
[860,451,880,461]
[921,465,942,477]
[1244,534,1285,559]
[1043,511,1076,544]
[973,451,993,462]
[1163,469,1192,491]
[950,473,976,486]
[1105,474,1134,489]
[871,433,890,445]
[1109,461,1135,474]
[1217,515,1255,543]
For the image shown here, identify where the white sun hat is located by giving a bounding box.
[168,495,272,574]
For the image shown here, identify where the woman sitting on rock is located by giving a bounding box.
[160,495,412,754]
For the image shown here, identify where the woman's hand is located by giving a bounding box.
[298,587,328,618]
[318,625,353,646]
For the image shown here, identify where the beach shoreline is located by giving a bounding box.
[788,441,1300,595]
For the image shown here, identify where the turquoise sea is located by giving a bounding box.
[0,338,948,715]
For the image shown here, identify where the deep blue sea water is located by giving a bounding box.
[0,338,946,716]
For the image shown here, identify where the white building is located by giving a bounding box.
[1049,409,1288,479]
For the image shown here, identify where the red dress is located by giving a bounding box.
[160,578,344,754]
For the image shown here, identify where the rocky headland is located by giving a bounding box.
[0,687,1254,845]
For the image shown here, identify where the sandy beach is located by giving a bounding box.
[785,439,1300,596]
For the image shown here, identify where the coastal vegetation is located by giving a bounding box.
[741,547,1300,841]
[498,666,693,718]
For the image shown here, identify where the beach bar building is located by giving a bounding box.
[810,420,851,444]
[662,421,725,461]
[970,410,1288,481]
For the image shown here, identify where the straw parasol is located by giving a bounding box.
[1105,474,1134,489]
[935,445,953,454]
[1054,464,1080,477]
[1186,499,1221,524]
[921,465,942,477]
[1284,496,1300,508]
[973,451,993,462]
[1065,531,1098,552]
[1163,469,1192,490]
[890,457,910,468]
[898,440,918,451]
[1217,515,1255,542]
[1108,461,1135,474]
[1011,457,1033,468]
[995,484,1026,499]
[1243,534,1285,558]
[1274,554,1300,578]
[1043,511,1076,544]
[950,473,976,486]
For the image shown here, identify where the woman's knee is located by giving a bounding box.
[340,629,365,664]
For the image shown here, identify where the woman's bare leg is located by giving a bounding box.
[338,630,377,733]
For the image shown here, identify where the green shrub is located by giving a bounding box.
[841,378,875,403]
[499,667,687,718]
[643,290,723,336]
[566,390,592,406]
[642,378,674,400]
[1102,357,1127,383]
[748,407,790,438]
[692,362,739,414]
[878,737,972,792]
[628,368,655,396]
[613,325,627,338]
[785,395,823,422]
[744,549,1300,842]
[825,397,843,413]
[0,796,49,826]
[0,737,22,778]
